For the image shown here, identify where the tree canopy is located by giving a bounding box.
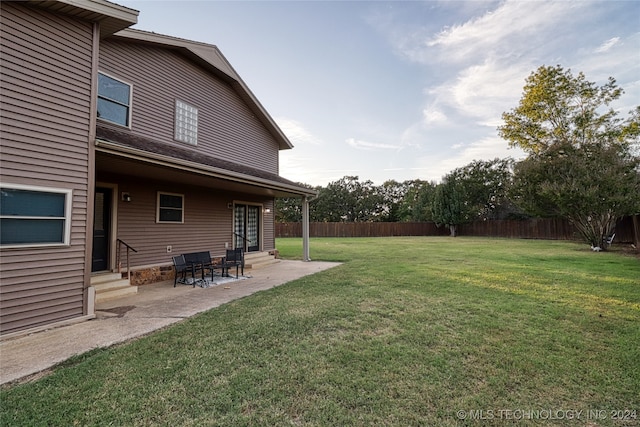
[498,65,637,154]
[500,65,640,249]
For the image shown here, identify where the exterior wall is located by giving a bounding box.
[98,39,281,174]
[0,3,93,334]
[99,173,275,268]
[263,198,275,251]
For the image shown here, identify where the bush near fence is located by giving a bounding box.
[276,217,637,244]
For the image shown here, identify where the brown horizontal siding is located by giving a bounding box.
[2,302,84,333]
[0,165,89,187]
[1,3,93,56]
[102,174,274,267]
[1,87,91,131]
[115,182,235,265]
[1,282,84,306]
[0,246,87,263]
[1,41,92,96]
[1,127,92,156]
[263,199,275,251]
[99,39,280,174]
[1,149,88,175]
[0,72,91,115]
[1,134,90,163]
[0,258,86,282]
[1,288,82,312]
[0,2,93,335]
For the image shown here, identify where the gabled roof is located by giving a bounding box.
[26,0,138,37]
[112,28,294,151]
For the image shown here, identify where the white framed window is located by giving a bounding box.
[0,184,72,248]
[174,100,198,145]
[97,72,132,127]
[157,192,184,223]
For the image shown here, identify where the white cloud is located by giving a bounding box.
[424,1,578,64]
[280,151,352,186]
[422,106,448,125]
[416,136,527,182]
[275,117,322,146]
[346,138,399,151]
[443,60,530,125]
[594,37,620,53]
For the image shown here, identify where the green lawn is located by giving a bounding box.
[2,237,639,426]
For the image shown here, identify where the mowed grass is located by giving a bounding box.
[1,237,639,426]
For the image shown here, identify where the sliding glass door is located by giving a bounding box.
[234,204,260,252]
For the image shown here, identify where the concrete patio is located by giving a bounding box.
[0,260,341,386]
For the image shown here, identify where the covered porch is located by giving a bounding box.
[91,125,316,290]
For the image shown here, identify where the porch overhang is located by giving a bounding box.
[95,126,316,199]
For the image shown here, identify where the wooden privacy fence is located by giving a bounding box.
[457,218,576,240]
[276,222,448,238]
[276,217,637,243]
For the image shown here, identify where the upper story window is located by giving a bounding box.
[97,72,132,127]
[0,184,72,248]
[175,100,198,145]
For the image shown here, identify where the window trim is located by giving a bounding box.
[0,183,73,248]
[97,71,133,128]
[174,99,198,145]
[156,192,184,224]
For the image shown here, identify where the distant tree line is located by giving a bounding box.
[276,65,640,250]
[276,159,521,226]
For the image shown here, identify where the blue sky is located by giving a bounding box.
[117,0,640,186]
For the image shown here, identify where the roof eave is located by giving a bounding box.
[27,0,138,37]
[95,138,316,198]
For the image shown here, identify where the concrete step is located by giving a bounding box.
[243,252,279,269]
[93,278,131,292]
[95,285,138,303]
[90,273,122,285]
[91,273,138,303]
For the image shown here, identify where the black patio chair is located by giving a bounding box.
[172,255,189,287]
[222,248,244,278]
[183,252,204,287]
[197,251,218,282]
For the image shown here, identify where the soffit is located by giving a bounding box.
[95,125,316,198]
[26,0,138,37]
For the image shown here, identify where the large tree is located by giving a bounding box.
[398,180,437,222]
[511,142,639,248]
[431,177,469,237]
[498,65,632,154]
[447,158,518,220]
[499,65,640,249]
[312,176,383,222]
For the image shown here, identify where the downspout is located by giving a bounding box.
[83,21,100,317]
[302,193,317,262]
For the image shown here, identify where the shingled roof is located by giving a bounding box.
[95,124,315,197]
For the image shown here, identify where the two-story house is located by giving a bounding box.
[0,0,315,336]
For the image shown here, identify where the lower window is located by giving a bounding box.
[157,192,184,223]
[0,184,72,247]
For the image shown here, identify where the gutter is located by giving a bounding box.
[95,138,316,197]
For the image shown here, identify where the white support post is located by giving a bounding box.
[302,195,311,262]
